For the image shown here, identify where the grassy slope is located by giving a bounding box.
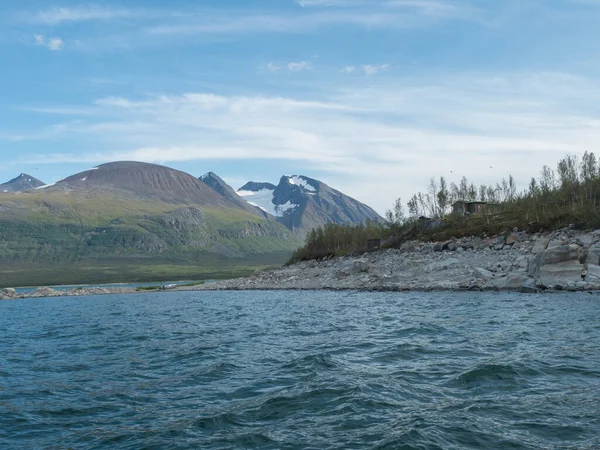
[0,189,302,287]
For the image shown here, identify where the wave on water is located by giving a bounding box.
[1,290,599,449]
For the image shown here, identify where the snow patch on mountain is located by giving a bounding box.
[286,175,316,192]
[36,182,57,190]
[238,188,298,217]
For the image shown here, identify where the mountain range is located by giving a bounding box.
[0,161,382,286]
[236,175,381,233]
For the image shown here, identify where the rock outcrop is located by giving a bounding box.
[193,227,600,293]
[0,288,17,300]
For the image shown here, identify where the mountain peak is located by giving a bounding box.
[238,174,381,233]
[0,173,46,192]
[54,161,239,207]
[199,172,271,218]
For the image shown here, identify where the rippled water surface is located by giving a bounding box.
[1,290,599,449]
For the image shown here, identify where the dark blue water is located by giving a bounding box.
[1,291,599,449]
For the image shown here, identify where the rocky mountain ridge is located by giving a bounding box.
[237,174,382,233]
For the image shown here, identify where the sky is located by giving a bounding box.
[2,0,600,214]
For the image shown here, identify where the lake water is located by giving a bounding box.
[1,290,599,449]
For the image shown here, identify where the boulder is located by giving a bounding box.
[548,239,567,249]
[470,237,482,249]
[494,236,506,250]
[520,278,539,293]
[1,288,17,299]
[538,260,584,287]
[584,264,600,283]
[576,233,593,248]
[532,237,550,254]
[541,244,580,265]
[441,240,454,251]
[499,273,532,289]
[505,234,518,246]
[474,268,494,279]
[350,258,370,274]
[586,243,600,266]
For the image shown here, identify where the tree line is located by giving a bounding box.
[293,152,600,262]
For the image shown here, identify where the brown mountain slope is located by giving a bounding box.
[58,161,248,209]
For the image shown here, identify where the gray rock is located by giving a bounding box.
[541,244,580,265]
[426,258,459,271]
[474,268,494,279]
[539,260,583,286]
[1,288,17,299]
[585,264,600,283]
[520,278,538,293]
[586,243,600,266]
[500,273,532,289]
[351,258,370,273]
[28,287,60,298]
[532,237,550,254]
[494,236,506,250]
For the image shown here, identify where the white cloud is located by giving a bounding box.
[32,5,133,25]
[10,71,600,214]
[267,63,281,72]
[148,2,473,36]
[33,34,64,51]
[342,65,356,73]
[363,64,389,76]
[287,61,310,72]
[298,0,466,17]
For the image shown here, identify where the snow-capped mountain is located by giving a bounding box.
[237,175,382,233]
[0,173,45,192]
[199,172,271,217]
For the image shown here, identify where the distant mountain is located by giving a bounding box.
[199,172,270,218]
[238,175,383,233]
[0,173,45,192]
[58,161,239,207]
[0,161,300,287]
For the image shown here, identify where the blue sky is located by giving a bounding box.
[2,0,600,213]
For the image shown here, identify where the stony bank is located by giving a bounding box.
[5,226,600,299]
[194,227,600,293]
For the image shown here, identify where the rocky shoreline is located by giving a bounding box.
[191,227,600,294]
[4,227,600,299]
[0,286,138,301]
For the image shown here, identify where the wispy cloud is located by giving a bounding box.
[363,64,389,76]
[30,5,134,25]
[147,2,474,37]
[287,61,310,72]
[298,0,467,17]
[11,71,600,212]
[33,34,64,51]
[342,65,356,73]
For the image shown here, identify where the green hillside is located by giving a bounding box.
[0,188,302,287]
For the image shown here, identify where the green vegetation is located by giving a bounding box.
[0,189,301,287]
[292,152,600,262]
[291,221,387,262]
